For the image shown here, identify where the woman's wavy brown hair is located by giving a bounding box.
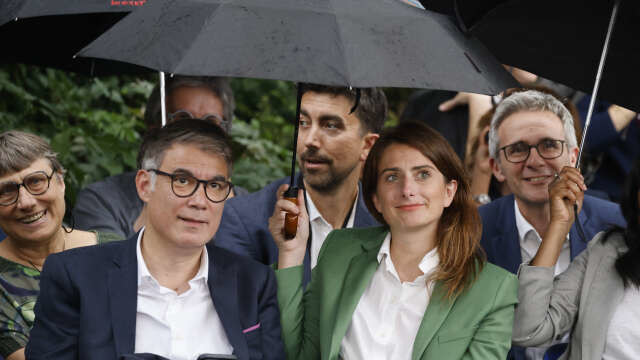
[362,122,485,299]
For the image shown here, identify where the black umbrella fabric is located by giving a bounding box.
[418,0,507,33]
[0,0,148,75]
[424,0,640,113]
[78,0,518,236]
[78,0,517,94]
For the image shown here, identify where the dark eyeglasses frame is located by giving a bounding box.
[168,110,226,125]
[0,169,56,206]
[148,169,233,203]
[500,139,566,163]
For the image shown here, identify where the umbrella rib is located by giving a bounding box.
[173,2,225,75]
[326,0,353,86]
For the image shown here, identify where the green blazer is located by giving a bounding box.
[275,226,518,360]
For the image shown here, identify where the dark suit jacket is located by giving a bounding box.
[25,235,285,360]
[478,194,626,360]
[214,175,379,286]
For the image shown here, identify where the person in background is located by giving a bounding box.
[401,66,538,163]
[215,84,384,285]
[479,90,625,360]
[513,158,640,360]
[467,86,585,206]
[0,131,121,360]
[273,122,518,359]
[577,96,639,203]
[73,76,246,240]
[26,119,284,360]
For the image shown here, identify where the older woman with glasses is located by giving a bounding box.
[0,131,121,360]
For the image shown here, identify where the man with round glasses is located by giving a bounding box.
[73,75,247,240]
[26,119,285,360]
[478,90,625,360]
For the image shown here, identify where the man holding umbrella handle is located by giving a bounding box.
[215,84,386,285]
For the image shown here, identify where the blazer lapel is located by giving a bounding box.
[569,210,589,259]
[354,182,379,228]
[209,249,248,359]
[497,197,523,274]
[107,236,139,356]
[411,282,457,360]
[328,232,385,358]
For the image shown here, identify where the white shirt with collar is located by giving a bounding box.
[340,232,440,360]
[514,199,570,276]
[134,228,233,360]
[514,201,571,360]
[306,190,357,269]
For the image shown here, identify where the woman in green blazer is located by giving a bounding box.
[270,122,518,360]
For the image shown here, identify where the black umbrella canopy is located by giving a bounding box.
[418,0,507,33]
[78,0,517,93]
[425,0,640,113]
[0,0,148,75]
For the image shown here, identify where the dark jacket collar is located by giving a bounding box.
[106,233,248,358]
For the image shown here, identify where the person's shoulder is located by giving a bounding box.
[211,245,272,273]
[478,195,512,216]
[225,176,288,208]
[583,194,619,209]
[82,171,137,193]
[462,261,518,297]
[48,237,128,267]
[323,226,388,255]
[476,261,518,284]
[587,229,627,255]
[582,194,625,224]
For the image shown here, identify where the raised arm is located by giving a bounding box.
[513,166,588,346]
[269,184,320,359]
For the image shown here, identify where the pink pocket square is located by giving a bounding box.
[242,323,260,334]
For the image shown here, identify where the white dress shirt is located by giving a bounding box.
[602,286,640,360]
[340,232,439,360]
[514,201,570,360]
[307,190,357,269]
[134,229,233,360]
[514,200,570,276]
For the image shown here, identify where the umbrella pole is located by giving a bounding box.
[576,0,621,167]
[283,84,304,240]
[290,85,303,186]
[160,71,167,127]
[573,0,621,243]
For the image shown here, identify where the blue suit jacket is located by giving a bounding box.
[25,235,285,360]
[479,194,626,360]
[214,175,379,285]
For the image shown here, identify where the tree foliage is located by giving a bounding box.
[0,64,300,207]
[0,64,404,211]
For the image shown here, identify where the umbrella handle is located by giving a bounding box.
[283,187,299,240]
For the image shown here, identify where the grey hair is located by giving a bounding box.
[0,131,65,177]
[137,118,233,178]
[488,90,578,159]
[144,76,235,133]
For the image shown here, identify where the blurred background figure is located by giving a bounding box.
[577,96,639,203]
[400,66,539,164]
[0,131,121,360]
[513,157,640,360]
[73,76,247,240]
